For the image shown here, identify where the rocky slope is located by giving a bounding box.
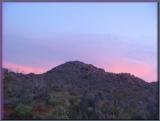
[3,61,159,119]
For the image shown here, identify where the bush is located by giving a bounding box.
[87,107,96,118]
[47,97,63,107]
[111,105,119,117]
[87,97,94,107]
[69,91,78,96]
[6,87,14,98]
[48,106,69,119]
[15,103,33,118]
[4,74,13,81]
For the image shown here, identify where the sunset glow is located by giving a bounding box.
[3,3,157,82]
[3,62,48,74]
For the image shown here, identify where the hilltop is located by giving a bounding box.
[3,61,159,119]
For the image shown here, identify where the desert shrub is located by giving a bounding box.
[15,103,33,118]
[69,91,78,96]
[48,106,69,119]
[33,85,49,101]
[111,105,119,117]
[101,101,111,114]
[56,105,67,114]
[48,111,69,119]
[68,97,81,118]
[87,107,97,118]
[125,106,141,119]
[47,97,63,107]
[69,96,79,106]
[128,109,137,117]
[63,99,70,108]
[4,74,13,81]
[82,74,89,79]
[87,97,94,107]
[53,85,63,91]
[5,87,15,98]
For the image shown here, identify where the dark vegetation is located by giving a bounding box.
[3,61,159,119]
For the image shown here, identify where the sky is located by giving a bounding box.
[3,3,157,82]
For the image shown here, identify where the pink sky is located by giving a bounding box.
[98,58,156,82]
[3,3,157,83]
[3,62,48,74]
[3,57,157,82]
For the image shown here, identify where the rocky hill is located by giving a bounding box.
[3,61,159,119]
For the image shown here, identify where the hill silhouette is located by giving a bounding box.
[3,61,159,119]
